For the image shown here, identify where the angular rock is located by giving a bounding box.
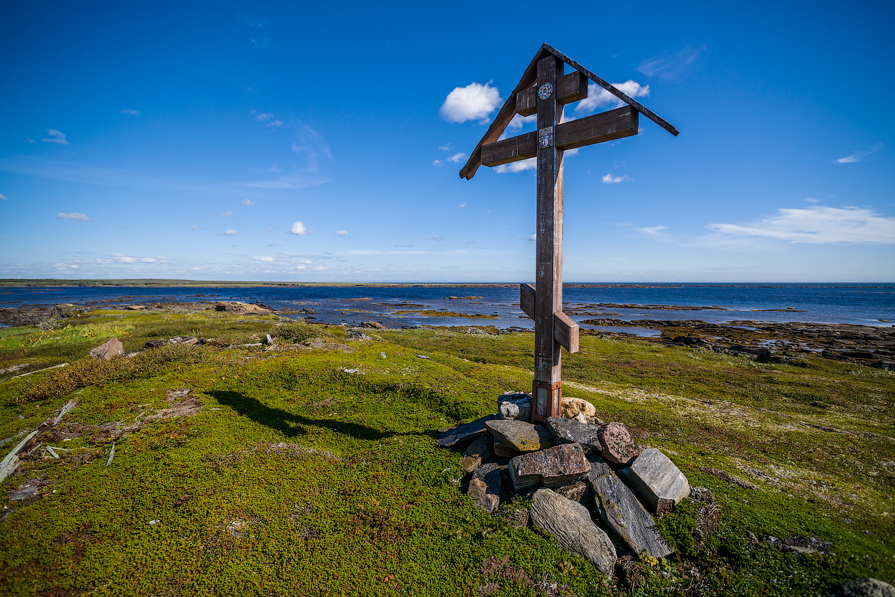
[554,480,591,505]
[529,488,616,577]
[561,397,596,419]
[508,443,590,492]
[89,337,124,360]
[145,336,198,349]
[546,416,602,452]
[493,440,522,458]
[438,414,496,448]
[834,578,895,597]
[460,435,491,474]
[597,422,639,466]
[264,334,275,346]
[485,420,554,453]
[498,391,531,421]
[359,321,386,329]
[468,462,502,513]
[625,448,690,514]
[587,454,673,559]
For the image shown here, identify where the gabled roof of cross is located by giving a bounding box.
[459,43,679,180]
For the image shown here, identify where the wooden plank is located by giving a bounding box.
[482,106,637,167]
[557,71,588,105]
[554,311,579,354]
[516,86,537,116]
[481,132,536,167]
[542,43,679,137]
[520,283,535,319]
[459,46,552,180]
[556,106,638,150]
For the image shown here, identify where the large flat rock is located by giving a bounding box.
[508,443,590,492]
[625,448,690,514]
[546,416,602,452]
[529,488,616,577]
[587,454,673,559]
[485,419,554,453]
[438,415,496,448]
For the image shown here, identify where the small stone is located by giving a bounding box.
[498,391,531,421]
[834,578,895,597]
[508,443,590,492]
[546,416,602,452]
[460,435,491,474]
[468,462,502,513]
[597,422,639,466]
[574,412,588,424]
[625,448,690,514]
[89,337,124,360]
[554,480,590,505]
[529,488,616,577]
[587,453,673,558]
[493,440,522,458]
[561,397,596,419]
[485,420,554,452]
[264,334,275,346]
[438,415,496,448]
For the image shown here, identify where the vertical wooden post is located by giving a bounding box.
[532,55,564,424]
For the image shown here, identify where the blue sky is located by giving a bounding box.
[1,0,893,283]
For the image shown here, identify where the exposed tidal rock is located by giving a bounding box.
[587,454,673,558]
[485,420,554,453]
[467,462,502,513]
[625,448,690,514]
[438,415,496,448]
[546,416,602,453]
[529,488,617,577]
[460,435,491,474]
[508,443,590,492]
[597,422,639,466]
[89,337,124,360]
[497,391,531,421]
[561,397,596,419]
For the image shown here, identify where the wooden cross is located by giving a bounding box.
[460,44,678,424]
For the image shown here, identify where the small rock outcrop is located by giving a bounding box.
[89,337,124,360]
[485,420,554,453]
[529,488,617,577]
[497,392,531,421]
[508,443,590,492]
[624,448,690,514]
[834,579,895,597]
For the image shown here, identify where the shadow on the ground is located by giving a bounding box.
[208,390,438,442]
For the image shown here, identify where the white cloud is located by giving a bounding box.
[495,158,536,174]
[221,211,234,216]
[636,226,668,235]
[528,234,536,243]
[637,45,706,79]
[241,199,255,206]
[459,203,466,208]
[576,81,649,115]
[290,221,308,235]
[120,109,141,116]
[439,144,451,151]
[334,230,348,236]
[506,113,536,132]
[190,225,206,230]
[0,193,7,201]
[265,120,283,127]
[440,82,501,124]
[803,198,821,203]
[256,113,274,121]
[43,129,69,145]
[447,152,468,163]
[432,235,444,241]
[224,230,238,236]
[26,137,36,144]
[253,256,275,262]
[433,159,444,166]
[266,242,281,247]
[95,253,160,264]
[602,174,632,184]
[57,212,89,221]
[708,206,895,244]
[837,144,882,163]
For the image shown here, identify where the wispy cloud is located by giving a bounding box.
[495,158,535,174]
[265,120,283,127]
[224,230,238,236]
[506,113,536,132]
[0,193,7,201]
[836,143,882,163]
[431,235,444,241]
[57,212,89,221]
[439,144,451,151]
[255,113,274,121]
[190,225,206,230]
[433,159,444,166]
[43,129,69,145]
[290,221,308,235]
[708,206,895,244]
[803,198,821,203]
[602,173,632,184]
[459,203,466,208]
[447,152,468,163]
[528,234,536,244]
[120,109,141,116]
[241,198,255,206]
[94,253,167,264]
[636,225,668,235]
[220,211,234,216]
[637,45,706,79]
[252,256,275,262]
[576,81,649,115]
[334,230,348,236]
[440,82,501,124]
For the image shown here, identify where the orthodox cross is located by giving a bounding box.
[459,44,678,424]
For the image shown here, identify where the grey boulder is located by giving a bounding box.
[835,579,895,597]
[498,391,531,421]
[546,416,602,452]
[624,448,690,514]
[485,419,554,453]
[508,443,590,492]
[89,337,124,360]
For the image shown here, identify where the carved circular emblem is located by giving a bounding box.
[538,82,553,101]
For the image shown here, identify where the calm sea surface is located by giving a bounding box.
[2,284,893,333]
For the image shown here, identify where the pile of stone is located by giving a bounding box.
[437,392,691,579]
